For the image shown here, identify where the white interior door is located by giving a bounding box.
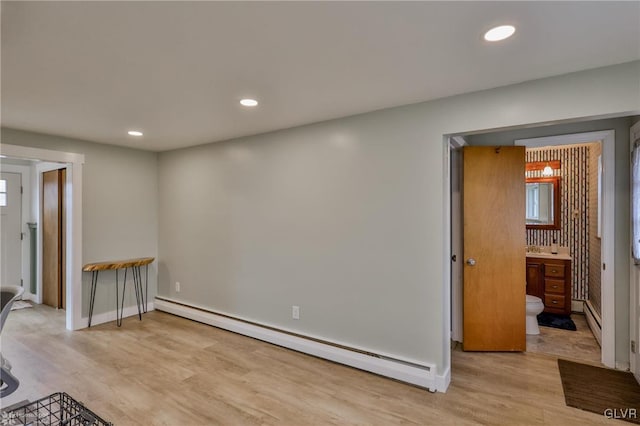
[0,172,23,287]
[630,121,640,383]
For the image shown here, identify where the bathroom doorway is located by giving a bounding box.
[450,121,624,369]
[515,131,614,367]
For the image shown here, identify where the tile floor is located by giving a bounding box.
[526,312,602,365]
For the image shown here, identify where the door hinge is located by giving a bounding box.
[632,340,636,354]
[20,278,23,287]
[451,254,457,262]
[603,263,606,270]
[20,232,24,241]
[20,186,23,194]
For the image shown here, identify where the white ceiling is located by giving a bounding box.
[2,2,639,152]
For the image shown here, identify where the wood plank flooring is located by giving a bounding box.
[1,305,610,425]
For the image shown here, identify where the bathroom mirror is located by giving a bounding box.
[526,176,560,229]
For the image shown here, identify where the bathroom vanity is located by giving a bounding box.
[526,253,572,315]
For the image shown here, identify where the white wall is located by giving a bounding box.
[158,61,640,376]
[0,128,159,317]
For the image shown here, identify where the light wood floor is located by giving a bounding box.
[1,305,610,425]
[526,313,602,365]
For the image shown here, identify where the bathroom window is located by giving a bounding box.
[526,184,539,221]
[633,144,640,263]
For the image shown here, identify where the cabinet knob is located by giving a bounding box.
[552,300,558,304]
[466,258,476,266]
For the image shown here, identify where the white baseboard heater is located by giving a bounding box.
[584,300,602,347]
[154,297,448,392]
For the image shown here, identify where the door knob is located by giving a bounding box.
[466,258,476,266]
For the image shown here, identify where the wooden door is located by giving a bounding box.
[43,168,65,309]
[462,146,525,351]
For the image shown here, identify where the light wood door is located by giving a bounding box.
[43,168,65,309]
[463,146,525,351]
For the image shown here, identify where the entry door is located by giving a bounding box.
[43,168,66,309]
[0,172,22,287]
[631,121,640,383]
[463,146,525,351]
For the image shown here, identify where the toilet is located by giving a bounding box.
[525,295,544,335]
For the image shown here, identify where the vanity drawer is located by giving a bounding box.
[545,279,565,294]
[544,294,565,309]
[544,263,565,278]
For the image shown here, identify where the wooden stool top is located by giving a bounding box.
[82,257,154,272]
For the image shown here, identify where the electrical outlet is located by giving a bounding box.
[292,305,300,320]
[175,282,181,292]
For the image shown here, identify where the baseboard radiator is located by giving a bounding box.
[584,300,602,347]
[154,297,448,392]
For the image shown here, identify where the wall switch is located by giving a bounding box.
[292,305,300,320]
[175,282,181,292]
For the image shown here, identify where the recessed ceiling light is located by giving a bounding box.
[128,130,143,136]
[484,25,516,42]
[240,98,258,107]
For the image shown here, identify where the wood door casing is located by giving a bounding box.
[463,146,526,351]
[42,169,65,309]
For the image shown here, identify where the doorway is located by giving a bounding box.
[515,131,615,367]
[450,129,616,368]
[0,144,84,331]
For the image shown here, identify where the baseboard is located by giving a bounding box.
[571,300,584,313]
[616,361,631,371]
[82,302,155,328]
[21,292,37,302]
[154,298,448,392]
[583,300,602,347]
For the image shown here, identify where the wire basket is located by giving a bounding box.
[1,392,112,426]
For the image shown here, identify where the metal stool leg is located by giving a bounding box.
[144,264,149,313]
[117,268,126,327]
[88,271,99,327]
[132,266,142,321]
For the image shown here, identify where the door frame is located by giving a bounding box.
[449,136,466,343]
[515,130,616,368]
[0,144,84,331]
[0,164,32,300]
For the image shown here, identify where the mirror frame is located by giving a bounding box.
[526,176,561,230]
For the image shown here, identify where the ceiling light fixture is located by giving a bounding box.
[128,130,143,136]
[484,25,516,42]
[240,98,258,107]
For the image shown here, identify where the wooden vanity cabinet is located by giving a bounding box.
[525,257,571,315]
